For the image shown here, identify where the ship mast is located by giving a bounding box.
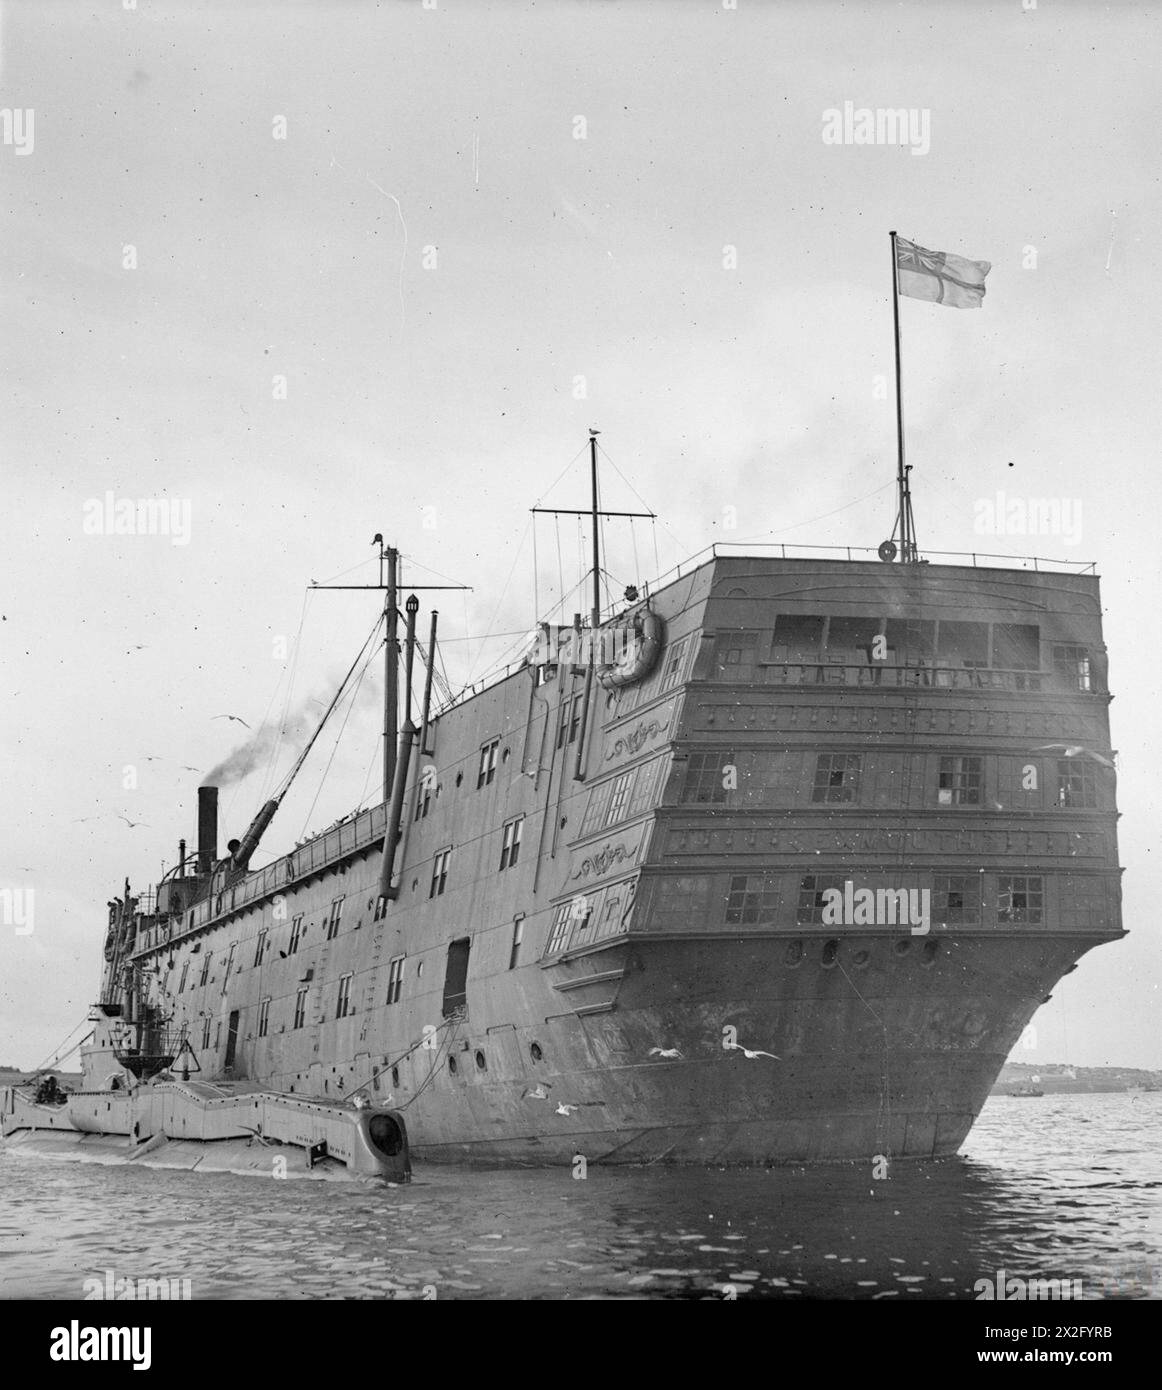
[589,428,602,638]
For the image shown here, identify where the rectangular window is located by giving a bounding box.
[724,874,780,925]
[441,938,471,1018]
[288,914,303,955]
[221,944,236,992]
[509,915,525,970]
[414,772,434,820]
[937,755,983,806]
[499,817,523,870]
[825,616,880,660]
[797,874,846,925]
[325,896,344,941]
[994,623,1041,687]
[253,928,268,967]
[1056,758,1096,808]
[336,973,354,1019]
[545,898,590,956]
[713,630,759,679]
[629,757,666,817]
[430,847,451,898]
[1052,644,1092,693]
[812,753,861,803]
[293,987,308,1030]
[477,739,499,788]
[659,636,691,692]
[386,956,405,1005]
[933,874,982,924]
[258,997,271,1038]
[201,1015,212,1050]
[682,751,732,804]
[178,961,189,993]
[772,614,825,661]
[199,954,210,987]
[937,621,989,669]
[605,771,634,826]
[997,875,1044,925]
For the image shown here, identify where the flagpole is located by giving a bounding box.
[889,230,911,562]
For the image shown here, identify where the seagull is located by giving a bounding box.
[1032,744,1117,769]
[117,815,149,829]
[521,1084,552,1101]
[555,1103,579,1116]
[213,714,252,728]
[71,816,101,823]
[724,1042,780,1061]
[180,766,202,774]
[648,1047,684,1059]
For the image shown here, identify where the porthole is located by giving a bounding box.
[475,1050,487,1071]
[448,1055,458,1075]
[391,1065,400,1088]
[455,771,463,787]
[894,938,912,956]
[530,1041,544,1063]
[501,748,511,763]
[852,949,870,969]
[821,939,839,968]
[921,939,941,966]
[784,939,804,966]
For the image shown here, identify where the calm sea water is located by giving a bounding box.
[1,1092,1158,1300]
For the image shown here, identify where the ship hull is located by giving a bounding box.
[393,926,1117,1165]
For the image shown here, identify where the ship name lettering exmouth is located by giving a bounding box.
[571,840,640,879]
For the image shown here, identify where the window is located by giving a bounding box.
[325,896,344,941]
[253,928,268,967]
[1053,644,1092,693]
[605,771,633,826]
[682,751,732,804]
[293,987,308,1030]
[288,914,303,955]
[430,848,451,898]
[933,874,981,924]
[178,961,189,993]
[387,956,404,1005]
[1057,759,1096,808]
[797,874,846,925]
[499,817,523,870]
[997,875,1044,925]
[545,899,590,956]
[201,1015,212,1050]
[414,773,435,820]
[772,614,825,660]
[336,973,354,1019]
[724,875,780,925]
[937,621,989,669]
[826,616,880,660]
[659,636,691,692]
[221,944,236,991]
[812,754,861,803]
[713,631,759,678]
[509,915,525,970]
[938,755,982,806]
[993,623,1041,686]
[477,739,499,788]
[441,938,470,1018]
[258,997,271,1038]
[199,955,210,987]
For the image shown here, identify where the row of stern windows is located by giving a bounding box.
[681,751,1108,810]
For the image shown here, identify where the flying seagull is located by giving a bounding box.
[725,1041,780,1061]
[521,1083,552,1101]
[555,1102,579,1116]
[1031,744,1117,769]
[116,815,150,829]
[213,714,252,729]
[648,1047,684,1060]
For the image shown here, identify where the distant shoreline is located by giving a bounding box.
[992,1064,1162,1097]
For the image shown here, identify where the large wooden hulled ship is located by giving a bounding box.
[2,447,1123,1171]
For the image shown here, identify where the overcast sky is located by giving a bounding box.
[2,0,1160,1071]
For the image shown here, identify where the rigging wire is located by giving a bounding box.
[461,514,532,688]
[295,633,378,843]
